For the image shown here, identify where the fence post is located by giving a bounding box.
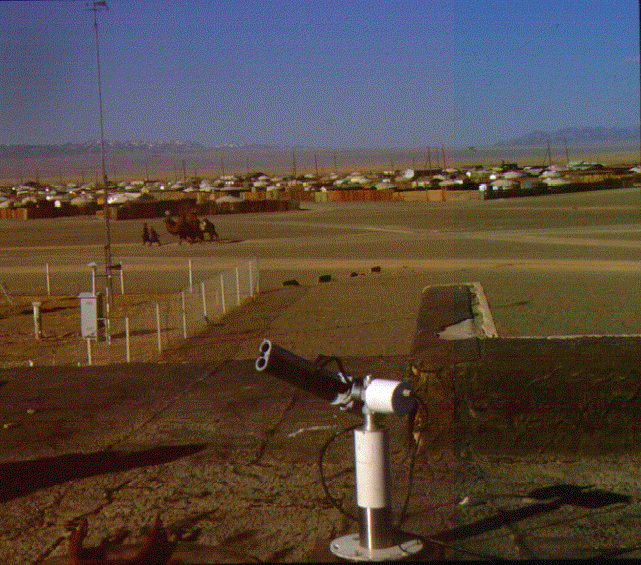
[181,290,187,338]
[155,303,162,354]
[235,267,241,306]
[86,338,92,366]
[220,273,226,314]
[120,267,124,295]
[125,317,130,363]
[201,281,207,318]
[32,301,42,340]
[45,263,51,296]
[248,260,253,297]
[105,286,111,345]
[188,259,193,293]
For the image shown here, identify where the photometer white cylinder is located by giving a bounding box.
[354,427,391,509]
[363,379,415,415]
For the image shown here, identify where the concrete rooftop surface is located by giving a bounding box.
[1,271,641,562]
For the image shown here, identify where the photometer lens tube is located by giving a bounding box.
[255,340,352,403]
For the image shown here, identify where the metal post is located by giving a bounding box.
[45,263,51,296]
[155,303,161,354]
[248,260,253,297]
[91,1,114,303]
[86,338,92,365]
[104,285,111,345]
[220,273,226,314]
[201,281,207,318]
[235,267,241,306]
[331,407,423,561]
[356,409,392,551]
[188,259,193,292]
[181,290,187,338]
[119,266,124,295]
[32,301,42,340]
[125,316,130,363]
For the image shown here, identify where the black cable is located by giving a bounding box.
[313,354,347,378]
[317,423,360,522]
[396,391,431,528]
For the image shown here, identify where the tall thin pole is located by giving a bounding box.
[90,1,113,301]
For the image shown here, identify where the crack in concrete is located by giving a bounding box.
[249,394,298,466]
[102,364,226,451]
[34,535,67,565]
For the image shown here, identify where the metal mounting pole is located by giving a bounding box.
[356,408,392,551]
[330,407,422,561]
[89,1,114,307]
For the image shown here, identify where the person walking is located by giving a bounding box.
[148,226,161,246]
[142,222,150,246]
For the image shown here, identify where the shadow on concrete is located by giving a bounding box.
[0,444,207,503]
[433,484,631,543]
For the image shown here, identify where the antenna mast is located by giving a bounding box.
[88,0,113,299]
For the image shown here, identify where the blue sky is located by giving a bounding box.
[0,0,639,148]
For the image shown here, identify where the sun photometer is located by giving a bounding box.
[255,339,423,561]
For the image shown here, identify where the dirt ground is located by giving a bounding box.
[0,293,172,368]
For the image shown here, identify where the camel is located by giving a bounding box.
[163,211,202,244]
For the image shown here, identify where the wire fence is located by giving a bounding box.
[83,259,259,365]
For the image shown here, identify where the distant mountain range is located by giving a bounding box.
[0,139,210,158]
[494,126,640,147]
[0,140,293,158]
[1,127,639,157]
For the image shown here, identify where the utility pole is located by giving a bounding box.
[88,0,113,302]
